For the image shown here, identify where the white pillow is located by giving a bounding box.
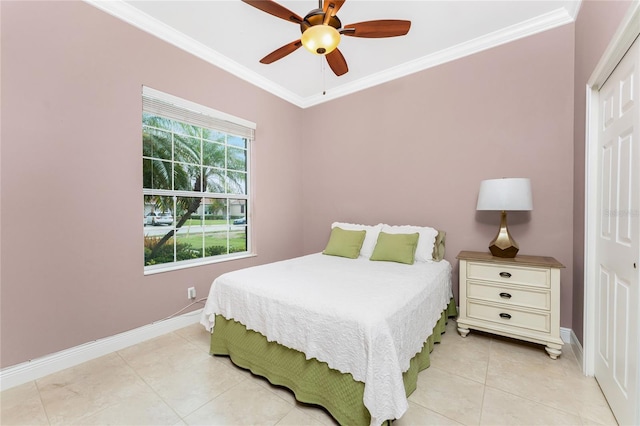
[331,222,383,259]
[380,224,439,262]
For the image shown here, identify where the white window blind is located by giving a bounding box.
[142,86,256,140]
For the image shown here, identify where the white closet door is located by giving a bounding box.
[594,36,639,426]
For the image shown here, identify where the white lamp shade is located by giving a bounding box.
[476,178,533,211]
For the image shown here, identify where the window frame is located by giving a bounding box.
[142,86,256,275]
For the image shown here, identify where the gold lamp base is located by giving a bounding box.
[488,211,519,258]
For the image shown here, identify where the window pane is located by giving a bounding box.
[144,195,175,266]
[204,198,227,222]
[203,199,230,256]
[203,140,225,168]
[175,196,201,226]
[230,199,248,253]
[227,171,247,194]
[175,134,201,165]
[230,199,246,223]
[204,226,229,257]
[175,227,203,260]
[143,127,172,161]
[144,195,174,223]
[144,234,175,266]
[205,130,225,144]
[174,163,201,192]
[230,226,248,253]
[175,123,202,138]
[228,135,246,149]
[227,146,247,172]
[143,159,172,190]
[205,168,225,193]
[143,113,173,132]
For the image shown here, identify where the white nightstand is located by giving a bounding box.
[456,250,565,359]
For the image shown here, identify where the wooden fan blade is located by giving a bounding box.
[242,0,303,24]
[342,20,411,38]
[260,40,302,64]
[323,0,346,16]
[326,48,348,76]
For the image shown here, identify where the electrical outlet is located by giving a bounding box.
[187,287,196,300]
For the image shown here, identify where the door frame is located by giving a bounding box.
[584,1,639,376]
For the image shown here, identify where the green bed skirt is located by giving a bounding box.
[210,299,457,426]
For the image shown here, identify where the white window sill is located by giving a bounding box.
[144,252,257,275]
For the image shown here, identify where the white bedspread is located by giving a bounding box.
[200,253,452,425]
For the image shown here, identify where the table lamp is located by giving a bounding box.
[476,178,533,258]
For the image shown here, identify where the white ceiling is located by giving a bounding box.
[86,0,580,108]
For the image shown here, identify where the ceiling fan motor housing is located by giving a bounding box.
[301,9,342,30]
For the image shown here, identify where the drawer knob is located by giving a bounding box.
[499,313,512,319]
[499,272,512,278]
[499,292,512,299]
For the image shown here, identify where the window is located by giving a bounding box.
[142,87,255,273]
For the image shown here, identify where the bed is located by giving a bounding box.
[200,223,454,425]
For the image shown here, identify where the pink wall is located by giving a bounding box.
[301,24,576,326]
[0,1,305,368]
[571,0,633,344]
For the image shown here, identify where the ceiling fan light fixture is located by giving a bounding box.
[301,25,340,55]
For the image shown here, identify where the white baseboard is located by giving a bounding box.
[569,328,585,371]
[0,308,203,392]
[561,327,587,369]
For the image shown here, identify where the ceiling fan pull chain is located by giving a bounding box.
[322,58,327,95]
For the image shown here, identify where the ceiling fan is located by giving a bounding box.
[242,0,412,76]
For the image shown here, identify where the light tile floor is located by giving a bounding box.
[0,319,618,425]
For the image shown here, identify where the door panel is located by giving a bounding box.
[617,131,633,245]
[613,275,630,392]
[600,141,613,237]
[597,266,611,363]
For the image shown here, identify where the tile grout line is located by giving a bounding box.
[114,337,186,424]
[476,336,495,426]
[33,380,53,426]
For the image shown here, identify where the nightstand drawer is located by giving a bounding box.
[466,301,550,333]
[467,262,550,288]
[467,281,550,310]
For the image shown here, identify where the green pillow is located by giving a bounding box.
[322,227,366,259]
[370,231,419,265]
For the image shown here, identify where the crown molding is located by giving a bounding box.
[565,0,583,21]
[84,1,577,109]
